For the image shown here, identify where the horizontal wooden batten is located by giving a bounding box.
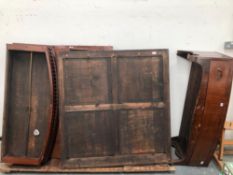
[64,102,165,112]
[61,50,167,59]
[2,156,41,165]
[63,153,169,168]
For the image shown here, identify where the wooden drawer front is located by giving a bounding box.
[2,46,57,165]
[59,50,170,168]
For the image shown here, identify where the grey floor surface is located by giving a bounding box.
[0,161,221,175]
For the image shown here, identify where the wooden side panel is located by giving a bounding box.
[173,50,233,167]
[176,63,203,153]
[5,51,31,157]
[189,61,233,165]
[27,52,50,157]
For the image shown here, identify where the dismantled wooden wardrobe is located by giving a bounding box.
[1,43,233,173]
[1,43,172,172]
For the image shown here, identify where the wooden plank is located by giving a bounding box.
[8,43,113,52]
[27,52,51,157]
[65,102,165,112]
[0,161,175,173]
[63,153,169,168]
[5,51,31,157]
[62,49,167,59]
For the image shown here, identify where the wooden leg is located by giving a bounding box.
[219,129,225,160]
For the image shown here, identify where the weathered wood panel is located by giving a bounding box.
[64,111,116,158]
[63,58,111,105]
[27,52,50,157]
[58,49,170,168]
[5,51,31,157]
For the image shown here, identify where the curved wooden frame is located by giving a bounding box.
[1,43,113,165]
[2,44,58,165]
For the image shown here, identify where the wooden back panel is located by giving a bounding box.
[58,50,171,168]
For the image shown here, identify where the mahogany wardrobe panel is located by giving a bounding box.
[57,49,171,168]
[172,51,233,166]
[1,43,113,165]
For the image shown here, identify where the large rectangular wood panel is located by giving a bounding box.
[58,50,170,168]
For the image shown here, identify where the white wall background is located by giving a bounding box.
[0,0,233,137]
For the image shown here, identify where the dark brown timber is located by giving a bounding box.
[172,50,233,166]
[57,49,171,168]
[1,43,113,165]
[2,44,57,165]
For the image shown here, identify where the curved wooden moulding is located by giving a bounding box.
[172,50,233,166]
[2,44,58,165]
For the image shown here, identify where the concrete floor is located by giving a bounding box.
[168,161,220,175]
[0,161,220,175]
